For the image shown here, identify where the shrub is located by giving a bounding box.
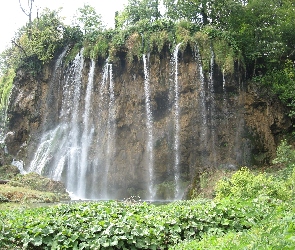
[171,199,295,250]
[148,30,171,53]
[215,167,291,201]
[273,139,295,168]
[0,68,15,110]
[126,32,142,63]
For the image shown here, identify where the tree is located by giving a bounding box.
[163,0,210,25]
[19,0,34,24]
[5,7,67,73]
[29,8,65,62]
[74,4,104,35]
[19,0,36,39]
[116,0,161,28]
[163,0,246,26]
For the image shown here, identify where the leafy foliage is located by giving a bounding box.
[258,60,295,117]
[28,9,65,63]
[74,4,104,35]
[116,0,161,28]
[0,68,15,110]
[0,196,286,249]
[0,8,82,76]
[272,140,295,186]
[215,167,292,201]
[273,139,295,168]
[171,204,295,249]
[4,0,293,83]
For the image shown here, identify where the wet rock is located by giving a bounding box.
[4,45,292,200]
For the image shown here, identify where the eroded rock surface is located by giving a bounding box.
[4,46,292,199]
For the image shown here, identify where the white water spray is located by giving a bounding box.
[78,59,96,197]
[103,64,116,199]
[30,50,85,197]
[65,50,84,194]
[173,43,182,198]
[208,47,217,166]
[29,125,66,175]
[12,159,26,174]
[92,63,110,198]
[143,54,154,199]
[195,46,208,148]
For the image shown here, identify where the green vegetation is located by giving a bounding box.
[0,141,295,249]
[0,194,293,249]
[0,68,15,124]
[0,165,70,209]
[215,166,294,201]
[172,209,295,249]
[0,185,66,204]
[0,69,14,110]
[0,164,19,180]
[3,0,294,74]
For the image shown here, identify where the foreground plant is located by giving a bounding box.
[171,201,295,250]
[0,195,288,249]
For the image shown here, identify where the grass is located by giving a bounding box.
[0,165,70,209]
[0,185,65,205]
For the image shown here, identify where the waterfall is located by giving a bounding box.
[28,48,69,176]
[92,63,109,199]
[11,159,26,174]
[28,125,64,175]
[102,63,116,199]
[208,47,217,166]
[23,42,253,201]
[29,50,85,195]
[77,59,95,197]
[64,50,84,194]
[143,54,154,199]
[172,43,182,198]
[43,47,68,131]
[195,46,208,154]
[222,69,229,128]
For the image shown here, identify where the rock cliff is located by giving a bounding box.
[4,45,291,200]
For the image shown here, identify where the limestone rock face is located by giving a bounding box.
[4,46,292,200]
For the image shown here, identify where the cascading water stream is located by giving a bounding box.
[103,64,116,199]
[28,48,70,176]
[222,69,229,128]
[143,54,154,199]
[195,46,208,151]
[42,47,68,131]
[29,50,85,197]
[21,44,252,201]
[77,59,95,197]
[29,126,61,175]
[208,47,217,166]
[173,43,182,199]
[64,50,84,194]
[92,63,109,199]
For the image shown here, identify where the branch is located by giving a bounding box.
[19,0,29,16]
[11,40,28,58]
